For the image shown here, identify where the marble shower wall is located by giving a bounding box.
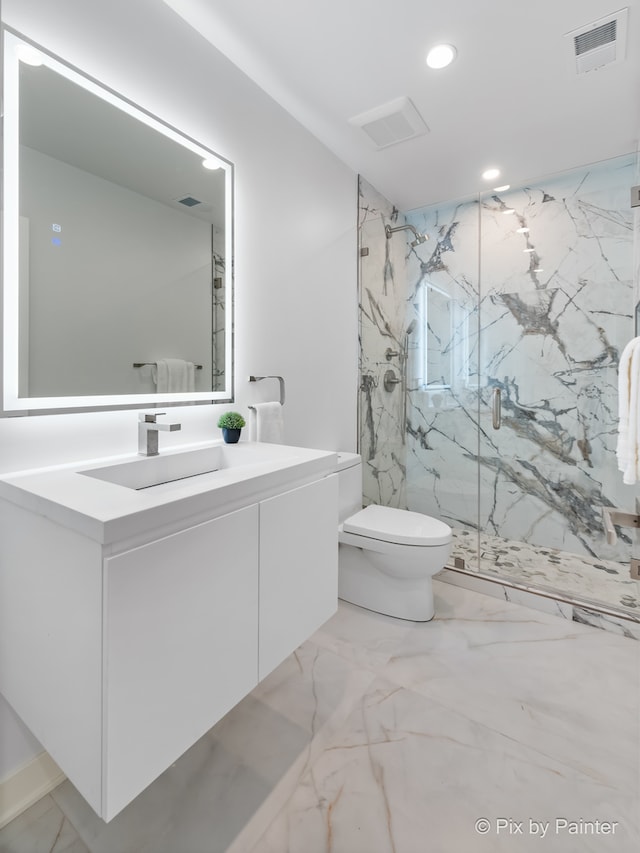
[404,154,639,565]
[358,177,413,508]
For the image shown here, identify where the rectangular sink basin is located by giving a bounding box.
[79,446,226,490]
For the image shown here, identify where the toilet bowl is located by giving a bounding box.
[337,452,452,621]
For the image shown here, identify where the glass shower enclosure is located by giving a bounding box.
[358,152,640,621]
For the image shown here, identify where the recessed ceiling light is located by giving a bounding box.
[493,184,510,192]
[16,44,44,66]
[516,227,530,233]
[426,44,457,69]
[502,209,516,215]
[202,157,222,170]
[534,268,544,273]
[524,248,535,253]
[482,168,500,181]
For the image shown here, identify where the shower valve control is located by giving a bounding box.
[383,370,401,392]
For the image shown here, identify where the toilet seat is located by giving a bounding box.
[342,504,452,547]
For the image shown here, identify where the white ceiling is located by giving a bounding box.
[163,0,640,211]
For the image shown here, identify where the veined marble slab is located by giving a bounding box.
[3,583,638,853]
[404,157,637,565]
[448,527,640,620]
[0,794,89,853]
[250,583,640,852]
[48,641,373,853]
[438,569,640,641]
[359,157,640,625]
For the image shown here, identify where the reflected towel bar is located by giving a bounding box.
[248,375,285,406]
[133,362,203,369]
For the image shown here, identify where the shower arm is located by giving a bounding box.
[385,223,428,247]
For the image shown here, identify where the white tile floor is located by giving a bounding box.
[2,581,639,853]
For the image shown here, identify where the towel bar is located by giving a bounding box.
[133,362,203,369]
[248,375,285,405]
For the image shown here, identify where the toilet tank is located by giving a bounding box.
[336,452,363,522]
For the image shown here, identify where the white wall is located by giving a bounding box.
[0,0,357,781]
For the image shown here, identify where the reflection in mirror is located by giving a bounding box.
[417,281,452,389]
[415,279,470,392]
[2,29,233,413]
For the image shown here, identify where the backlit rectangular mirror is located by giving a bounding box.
[2,29,234,413]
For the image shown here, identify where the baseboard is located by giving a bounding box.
[0,751,66,829]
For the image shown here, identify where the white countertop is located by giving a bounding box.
[0,441,338,546]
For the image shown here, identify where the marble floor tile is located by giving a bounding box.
[573,606,640,640]
[50,642,372,853]
[381,584,640,790]
[251,675,638,853]
[438,566,575,617]
[309,598,413,671]
[0,794,89,853]
[250,582,640,853]
[4,581,638,853]
[439,566,640,640]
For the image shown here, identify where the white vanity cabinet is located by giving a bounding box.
[103,506,260,820]
[0,443,338,821]
[259,476,338,680]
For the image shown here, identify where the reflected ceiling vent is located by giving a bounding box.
[176,195,202,207]
[349,96,429,149]
[564,7,628,74]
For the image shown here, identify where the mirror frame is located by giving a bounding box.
[2,28,234,414]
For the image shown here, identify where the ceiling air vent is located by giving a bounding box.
[349,97,429,150]
[177,195,201,207]
[565,7,628,74]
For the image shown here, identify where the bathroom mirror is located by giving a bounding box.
[2,29,234,413]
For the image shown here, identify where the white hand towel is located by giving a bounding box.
[152,358,196,393]
[616,336,640,484]
[251,402,284,444]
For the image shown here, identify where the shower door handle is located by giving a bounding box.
[492,388,501,430]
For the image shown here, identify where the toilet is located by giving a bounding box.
[337,452,452,621]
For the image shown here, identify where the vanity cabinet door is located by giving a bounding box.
[103,504,259,820]
[258,475,338,680]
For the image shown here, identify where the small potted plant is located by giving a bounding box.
[217,411,246,444]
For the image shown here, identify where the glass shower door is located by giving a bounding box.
[477,153,640,615]
[404,198,482,569]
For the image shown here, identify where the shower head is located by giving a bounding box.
[402,319,417,363]
[385,223,429,247]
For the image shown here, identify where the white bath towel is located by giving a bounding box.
[152,358,196,393]
[250,402,284,444]
[616,336,640,484]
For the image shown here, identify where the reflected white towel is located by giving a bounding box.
[152,358,196,393]
[616,337,640,484]
[251,402,284,444]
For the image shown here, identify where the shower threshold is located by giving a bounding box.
[447,528,640,624]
